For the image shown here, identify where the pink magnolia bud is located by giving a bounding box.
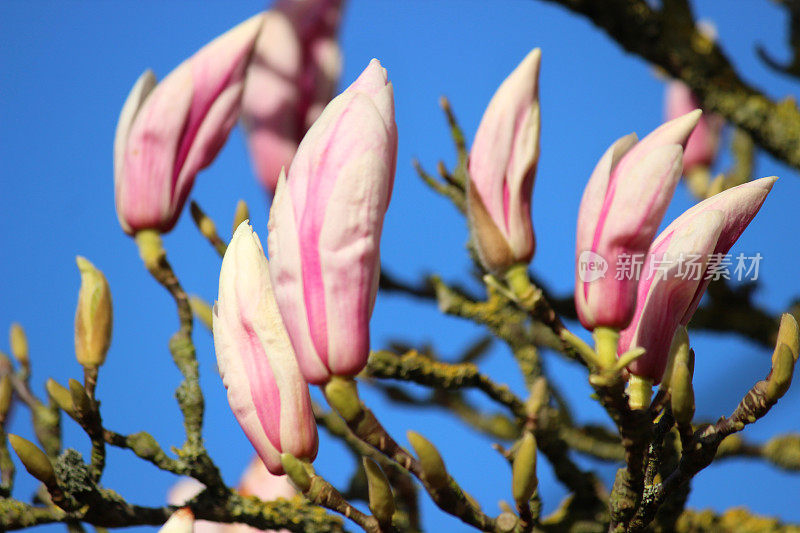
[168,478,225,533]
[575,110,702,331]
[267,59,397,385]
[467,48,541,274]
[241,0,344,193]
[620,176,777,381]
[114,14,263,235]
[159,508,194,533]
[213,222,318,475]
[665,81,724,174]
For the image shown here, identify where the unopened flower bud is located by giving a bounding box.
[670,346,695,426]
[363,457,395,525]
[512,432,538,504]
[468,49,541,274]
[280,453,312,492]
[74,256,112,369]
[775,313,800,362]
[659,327,690,393]
[268,59,397,384]
[0,375,12,422]
[323,376,362,423]
[767,343,795,402]
[189,202,219,243]
[8,434,56,485]
[9,323,29,369]
[158,508,194,533]
[407,431,448,489]
[232,200,250,237]
[621,177,777,382]
[525,377,548,417]
[68,379,91,420]
[46,379,74,418]
[189,296,214,331]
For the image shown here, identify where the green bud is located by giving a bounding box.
[189,296,214,331]
[512,432,538,504]
[280,453,311,492]
[9,323,29,369]
[767,343,795,402]
[68,379,91,420]
[775,313,799,363]
[0,375,13,421]
[362,458,395,524]
[75,256,112,369]
[46,379,74,417]
[232,200,250,237]
[407,431,448,489]
[660,326,690,392]
[525,377,548,417]
[8,434,55,485]
[190,201,218,242]
[670,347,695,426]
[323,376,362,423]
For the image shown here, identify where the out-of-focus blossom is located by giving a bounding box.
[665,81,724,175]
[114,14,263,234]
[267,59,396,385]
[213,222,318,474]
[467,48,541,274]
[575,110,701,331]
[620,176,777,381]
[241,0,345,193]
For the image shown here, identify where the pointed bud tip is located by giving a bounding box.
[407,431,448,489]
[512,432,538,503]
[8,434,56,485]
[363,457,395,524]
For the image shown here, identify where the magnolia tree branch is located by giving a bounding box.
[531,0,800,172]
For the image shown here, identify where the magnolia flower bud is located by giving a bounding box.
[232,200,251,237]
[467,49,541,274]
[213,222,318,475]
[775,313,800,362]
[670,343,695,426]
[114,14,263,235]
[0,375,12,422]
[9,323,29,369]
[665,81,724,176]
[242,0,344,193]
[620,177,777,382]
[363,457,395,525]
[8,434,55,485]
[74,257,112,369]
[575,110,701,331]
[407,431,448,489]
[46,379,75,418]
[767,343,795,402]
[159,508,194,533]
[512,432,538,504]
[268,59,397,384]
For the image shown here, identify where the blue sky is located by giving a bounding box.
[1,1,798,531]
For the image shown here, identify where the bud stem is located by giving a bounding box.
[627,375,653,411]
[593,327,620,370]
